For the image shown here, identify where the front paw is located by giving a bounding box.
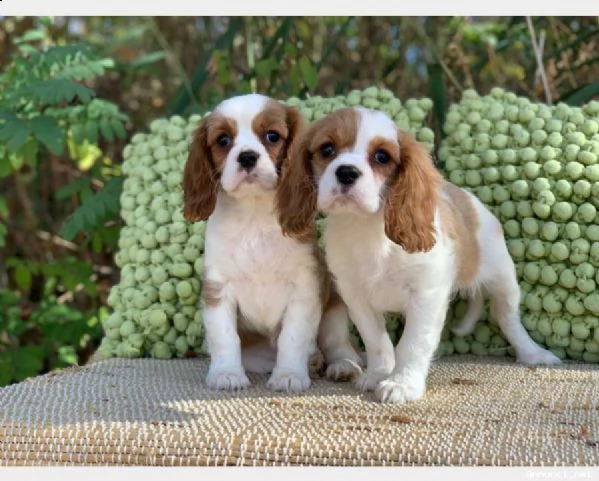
[267,368,311,392]
[375,374,426,404]
[206,366,251,391]
[326,359,364,382]
[355,368,392,392]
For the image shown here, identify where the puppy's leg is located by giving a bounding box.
[319,299,364,382]
[346,303,395,392]
[376,287,450,404]
[267,299,320,393]
[489,259,561,366]
[204,299,250,390]
[451,289,484,337]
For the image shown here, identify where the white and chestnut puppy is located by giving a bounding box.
[182,94,363,393]
[277,107,561,404]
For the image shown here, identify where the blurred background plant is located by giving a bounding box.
[0,15,597,386]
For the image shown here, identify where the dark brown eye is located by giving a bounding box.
[217,134,231,147]
[374,149,390,164]
[265,131,280,144]
[320,142,335,158]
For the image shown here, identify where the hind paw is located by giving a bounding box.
[518,348,562,366]
[325,359,363,382]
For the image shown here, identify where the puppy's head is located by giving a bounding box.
[277,107,442,253]
[183,94,304,221]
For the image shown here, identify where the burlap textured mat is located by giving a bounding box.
[0,355,597,466]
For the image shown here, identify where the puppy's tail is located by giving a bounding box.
[241,339,277,374]
[451,288,485,337]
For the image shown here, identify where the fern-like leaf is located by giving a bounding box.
[30,115,64,155]
[85,120,99,145]
[32,43,96,69]
[0,118,31,154]
[66,99,129,144]
[55,177,91,201]
[98,119,115,142]
[7,78,95,109]
[59,176,124,241]
[53,58,115,82]
[0,117,30,142]
[110,119,127,140]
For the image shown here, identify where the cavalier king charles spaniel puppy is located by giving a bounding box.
[276,106,560,404]
[182,94,363,392]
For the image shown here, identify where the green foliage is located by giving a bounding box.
[0,22,129,247]
[1,253,108,386]
[167,18,245,116]
[560,82,599,106]
[4,256,98,295]
[0,287,106,386]
[0,196,8,248]
[60,175,124,241]
[0,26,129,179]
[0,20,131,387]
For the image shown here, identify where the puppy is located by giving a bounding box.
[276,106,561,404]
[182,94,363,392]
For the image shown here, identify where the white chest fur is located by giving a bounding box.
[204,193,318,333]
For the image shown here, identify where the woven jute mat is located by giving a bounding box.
[0,355,597,467]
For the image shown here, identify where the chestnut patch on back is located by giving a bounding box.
[439,182,481,287]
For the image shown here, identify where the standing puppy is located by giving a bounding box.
[277,107,561,403]
[183,94,363,392]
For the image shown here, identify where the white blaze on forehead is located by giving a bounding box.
[354,107,398,154]
[215,93,271,131]
[215,93,271,151]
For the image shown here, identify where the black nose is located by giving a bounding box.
[238,150,259,169]
[335,165,361,186]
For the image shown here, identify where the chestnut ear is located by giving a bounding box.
[275,115,317,240]
[182,117,218,221]
[384,130,442,253]
[283,104,305,167]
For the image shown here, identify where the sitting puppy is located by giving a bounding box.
[276,106,561,403]
[182,94,363,392]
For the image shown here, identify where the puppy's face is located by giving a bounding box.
[183,94,303,221]
[309,107,400,216]
[277,107,442,253]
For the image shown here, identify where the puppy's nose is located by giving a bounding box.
[238,150,259,170]
[335,165,362,186]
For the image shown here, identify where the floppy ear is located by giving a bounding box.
[276,111,317,240]
[283,104,305,168]
[183,117,219,221]
[384,130,443,253]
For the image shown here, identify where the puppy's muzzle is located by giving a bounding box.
[335,165,361,186]
[238,150,259,171]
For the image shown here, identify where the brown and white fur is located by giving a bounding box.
[276,107,561,404]
[183,94,363,393]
